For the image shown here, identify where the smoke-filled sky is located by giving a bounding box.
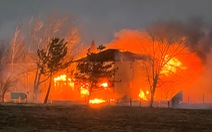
[1,0,212,45]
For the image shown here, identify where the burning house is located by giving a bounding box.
[49,48,149,104]
[78,49,147,99]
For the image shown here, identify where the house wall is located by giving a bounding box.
[114,60,147,101]
[114,61,134,99]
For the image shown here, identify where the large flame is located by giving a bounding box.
[50,29,206,103]
[107,29,206,103]
[161,55,186,76]
[54,74,74,88]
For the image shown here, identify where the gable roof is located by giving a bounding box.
[75,49,147,62]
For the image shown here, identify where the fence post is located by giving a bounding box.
[130,98,132,107]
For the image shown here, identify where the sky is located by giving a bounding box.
[1,0,212,45]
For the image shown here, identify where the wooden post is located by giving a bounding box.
[168,101,170,108]
[18,97,21,103]
[130,98,132,107]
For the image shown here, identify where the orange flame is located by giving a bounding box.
[54,74,67,82]
[80,83,89,96]
[161,55,186,76]
[54,74,75,87]
[89,98,106,104]
[139,89,149,101]
[80,87,89,96]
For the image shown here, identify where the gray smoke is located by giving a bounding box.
[146,18,212,63]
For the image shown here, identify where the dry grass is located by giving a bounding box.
[0,103,212,132]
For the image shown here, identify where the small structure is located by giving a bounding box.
[170,90,183,108]
[11,92,27,103]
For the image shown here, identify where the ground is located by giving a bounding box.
[0,103,212,132]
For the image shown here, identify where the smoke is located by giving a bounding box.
[181,18,212,63]
[146,18,212,63]
[107,19,212,63]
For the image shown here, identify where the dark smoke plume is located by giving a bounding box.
[146,18,212,63]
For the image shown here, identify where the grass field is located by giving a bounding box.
[0,103,211,132]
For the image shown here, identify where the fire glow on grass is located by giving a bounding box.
[89,98,106,104]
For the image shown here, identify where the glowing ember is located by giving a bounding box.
[80,83,89,96]
[89,98,106,104]
[161,55,186,76]
[80,87,89,96]
[100,82,108,88]
[139,89,149,101]
[54,74,67,82]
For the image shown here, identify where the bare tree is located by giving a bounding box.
[139,22,187,107]
[37,38,70,104]
[9,27,26,69]
[19,13,79,102]
[0,42,17,102]
[0,74,17,102]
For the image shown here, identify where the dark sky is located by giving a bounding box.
[1,0,212,44]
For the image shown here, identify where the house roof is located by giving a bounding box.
[74,49,147,62]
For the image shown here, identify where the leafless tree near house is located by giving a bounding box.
[8,28,26,71]
[0,41,18,102]
[139,22,188,107]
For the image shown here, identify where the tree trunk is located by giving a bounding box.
[1,94,5,102]
[150,90,155,107]
[1,90,6,103]
[87,95,90,105]
[87,84,93,105]
[150,75,158,107]
[33,67,40,103]
[1,95,4,102]
[44,74,52,104]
